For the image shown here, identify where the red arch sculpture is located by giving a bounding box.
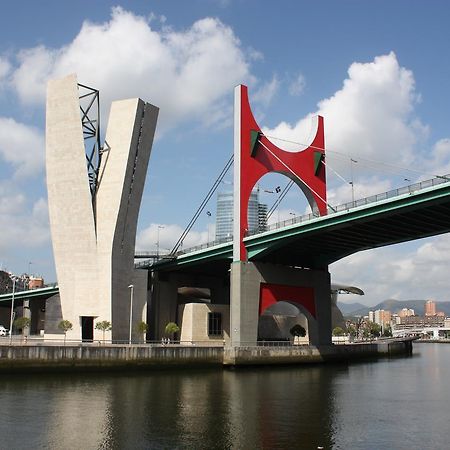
[233,85,327,261]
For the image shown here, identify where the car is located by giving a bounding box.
[0,325,8,336]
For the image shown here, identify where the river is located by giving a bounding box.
[0,343,449,449]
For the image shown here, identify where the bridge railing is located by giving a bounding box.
[249,173,450,235]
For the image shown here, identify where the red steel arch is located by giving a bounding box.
[233,84,327,261]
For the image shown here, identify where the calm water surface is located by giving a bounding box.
[1,343,449,449]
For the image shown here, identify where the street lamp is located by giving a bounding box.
[350,158,357,204]
[9,278,16,345]
[128,284,134,345]
[156,225,164,257]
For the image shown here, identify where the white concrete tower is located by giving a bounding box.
[45,74,158,342]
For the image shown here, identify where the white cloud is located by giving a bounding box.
[427,138,450,176]
[331,234,450,306]
[0,57,10,82]
[253,75,279,107]
[263,52,430,175]
[6,7,255,133]
[0,188,50,251]
[136,223,210,253]
[289,73,306,96]
[267,208,302,225]
[0,117,45,177]
[327,176,393,206]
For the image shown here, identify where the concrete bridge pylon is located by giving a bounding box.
[231,85,332,347]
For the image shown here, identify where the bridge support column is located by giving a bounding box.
[230,262,261,347]
[149,272,179,341]
[230,261,332,347]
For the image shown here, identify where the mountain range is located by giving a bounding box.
[338,299,450,317]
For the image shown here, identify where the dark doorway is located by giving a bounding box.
[81,316,94,342]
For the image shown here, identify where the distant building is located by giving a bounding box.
[398,308,415,318]
[28,277,44,290]
[425,300,436,316]
[215,190,267,240]
[373,309,391,326]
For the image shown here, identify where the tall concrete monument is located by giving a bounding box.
[46,74,158,342]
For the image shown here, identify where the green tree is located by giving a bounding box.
[332,326,345,336]
[13,316,31,333]
[165,322,180,341]
[136,321,148,341]
[368,322,381,338]
[347,324,357,338]
[95,320,112,344]
[290,324,306,337]
[382,325,393,337]
[58,320,73,345]
[13,316,31,342]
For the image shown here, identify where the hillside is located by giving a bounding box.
[338,302,367,315]
[338,299,450,317]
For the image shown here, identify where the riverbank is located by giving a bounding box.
[415,339,450,344]
[0,338,415,373]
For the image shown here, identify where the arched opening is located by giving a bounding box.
[258,301,312,345]
[258,282,317,345]
[252,172,317,234]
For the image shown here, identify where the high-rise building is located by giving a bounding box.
[373,309,391,326]
[425,300,436,316]
[215,190,267,240]
[215,192,234,240]
[398,308,415,318]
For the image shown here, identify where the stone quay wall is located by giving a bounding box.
[0,338,414,372]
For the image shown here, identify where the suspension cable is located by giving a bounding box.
[267,180,295,219]
[321,159,349,184]
[170,154,234,255]
[262,132,450,181]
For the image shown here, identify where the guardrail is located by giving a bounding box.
[0,337,226,347]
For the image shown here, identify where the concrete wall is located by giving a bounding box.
[223,339,414,365]
[0,339,413,372]
[230,261,331,347]
[46,74,158,342]
[178,303,230,345]
[0,345,224,372]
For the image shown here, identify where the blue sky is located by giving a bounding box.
[1,0,450,306]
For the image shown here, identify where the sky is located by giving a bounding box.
[1,0,450,306]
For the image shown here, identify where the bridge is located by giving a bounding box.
[137,173,450,274]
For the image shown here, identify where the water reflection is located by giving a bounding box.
[0,366,344,449]
[0,345,448,449]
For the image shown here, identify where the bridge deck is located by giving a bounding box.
[137,176,450,274]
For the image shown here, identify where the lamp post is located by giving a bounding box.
[156,225,164,257]
[9,279,16,345]
[350,158,357,204]
[128,284,134,345]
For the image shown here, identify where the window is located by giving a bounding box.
[208,312,222,336]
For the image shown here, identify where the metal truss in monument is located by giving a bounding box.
[78,83,102,200]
